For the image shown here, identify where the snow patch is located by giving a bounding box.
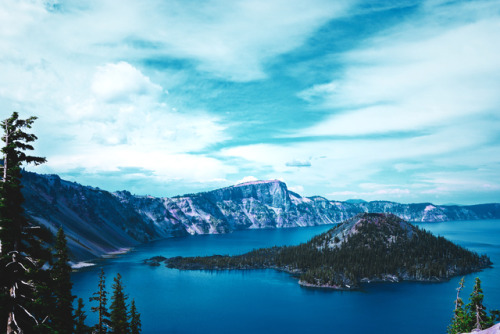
[102,248,131,258]
[424,205,436,212]
[71,261,95,269]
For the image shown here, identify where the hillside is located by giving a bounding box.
[155,213,492,289]
[21,171,500,261]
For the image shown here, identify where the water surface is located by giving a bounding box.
[72,220,500,333]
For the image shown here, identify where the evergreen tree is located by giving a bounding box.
[90,268,111,334]
[447,277,469,334]
[110,273,129,334]
[129,299,141,334]
[465,277,493,331]
[52,227,75,333]
[75,297,91,334]
[0,112,48,333]
[448,277,497,334]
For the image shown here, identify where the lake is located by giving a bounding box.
[72,219,500,333]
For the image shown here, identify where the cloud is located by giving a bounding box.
[1,0,499,204]
[91,62,162,103]
[296,0,500,136]
[236,176,259,184]
[138,0,355,81]
[0,0,356,82]
[288,185,304,194]
[285,159,311,167]
[329,188,410,196]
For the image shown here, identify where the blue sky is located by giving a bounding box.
[1,0,500,204]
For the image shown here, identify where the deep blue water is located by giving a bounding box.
[72,220,500,333]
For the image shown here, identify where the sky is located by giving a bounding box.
[1,0,500,205]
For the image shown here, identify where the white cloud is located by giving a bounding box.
[297,0,500,136]
[137,0,355,81]
[0,0,45,38]
[0,0,356,82]
[235,176,259,184]
[328,188,410,198]
[288,185,304,194]
[219,117,500,201]
[2,0,499,204]
[0,1,239,189]
[0,0,358,193]
[91,62,162,103]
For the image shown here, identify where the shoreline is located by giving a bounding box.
[149,255,490,290]
[71,247,133,270]
[101,247,132,258]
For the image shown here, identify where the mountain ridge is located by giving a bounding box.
[20,171,500,261]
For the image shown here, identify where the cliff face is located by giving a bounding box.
[21,172,500,261]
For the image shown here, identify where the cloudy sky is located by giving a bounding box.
[1,0,499,204]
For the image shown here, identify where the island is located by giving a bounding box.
[145,213,492,289]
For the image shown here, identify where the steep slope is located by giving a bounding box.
[20,172,500,261]
[21,172,167,260]
[158,213,492,289]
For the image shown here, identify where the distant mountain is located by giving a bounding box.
[344,199,368,204]
[154,213,491,289]
[21,172,500,261]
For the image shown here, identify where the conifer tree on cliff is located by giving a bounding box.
[465,277,493,331]
[51,227,75,333]
[0,112,48,333]
[90,268,111,334]
[110,273,129,333]
[129,299,141,334]
[75,297,91,334]
[448,277,469,334]
[448,277,498,334]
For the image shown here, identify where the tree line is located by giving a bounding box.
[0,112,141,333]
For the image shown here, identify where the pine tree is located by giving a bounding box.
[90,268,111,334]
[75,297,91,334]
[0,112,48,333]
[448,277,498,334]
[448,277,469,334]
[465,277,493,331]
[52,227,75,333]
[129,299,141,334]
[110,273,129,334]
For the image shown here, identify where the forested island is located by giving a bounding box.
[146,213,492,289]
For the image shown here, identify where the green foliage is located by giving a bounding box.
[465,278,494,330]
[448,278,469,334]
[75,297,91,334]
[0,112,50,333]
[0,112,46,253]
[51,227,75,333]
[90,268,111,334]
[110,273,129,333]
[448,277,498,334]
[129,299,142,334]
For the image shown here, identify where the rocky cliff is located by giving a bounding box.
[21,172,500,261]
